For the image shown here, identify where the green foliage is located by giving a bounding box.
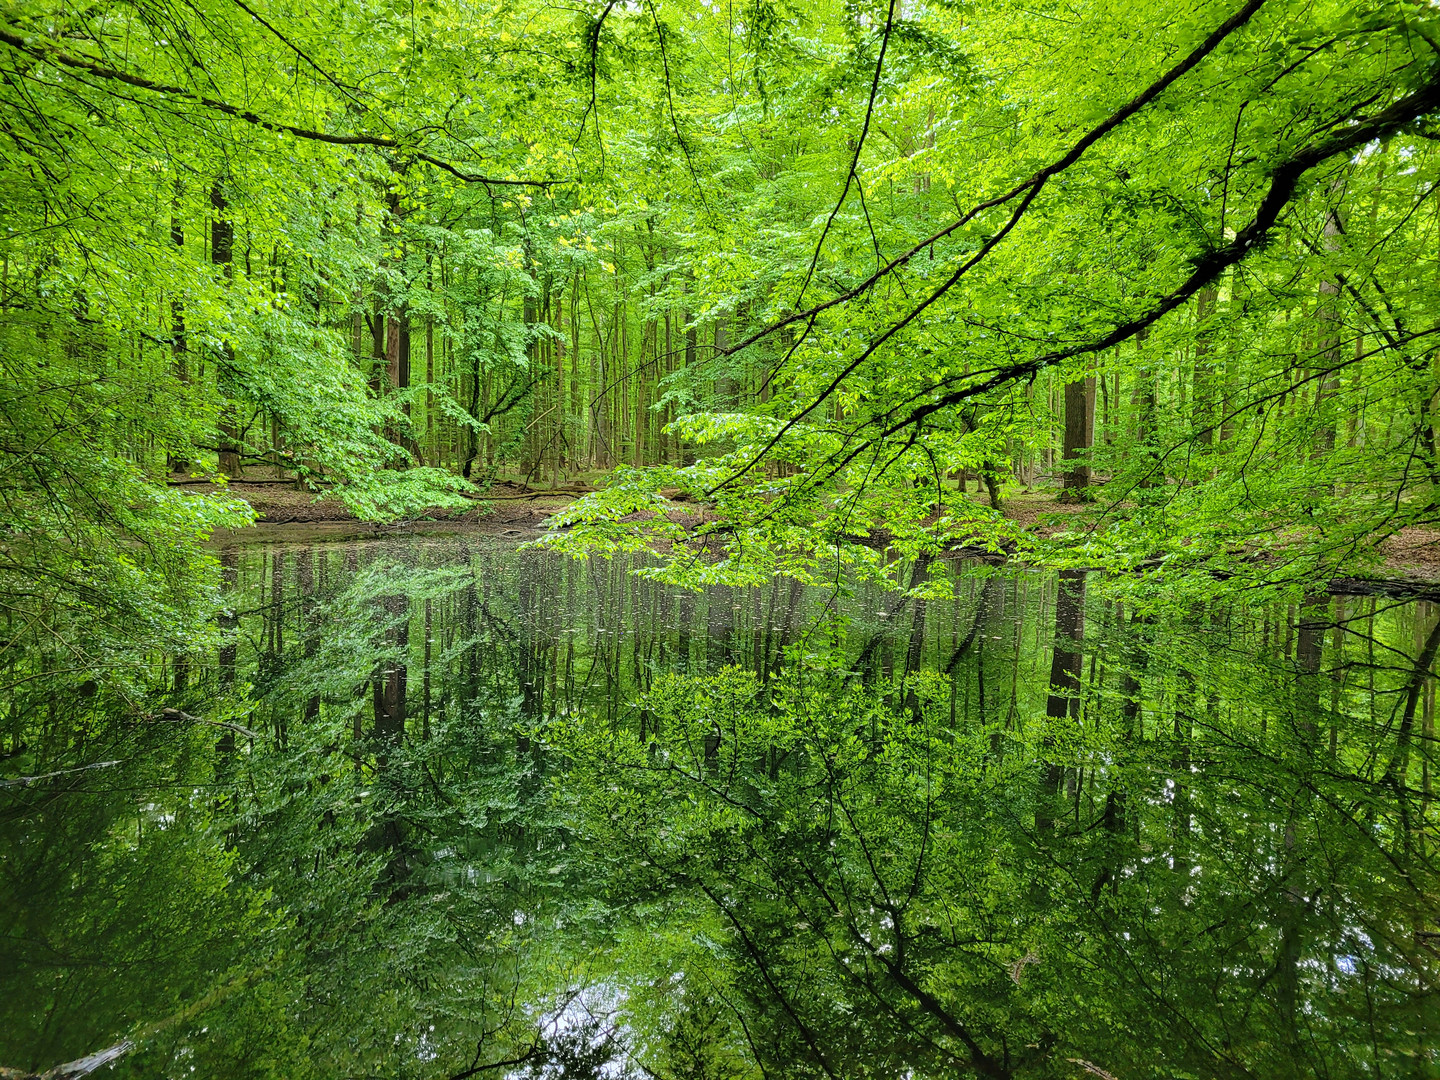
[4,0,1440,1075]
[554,634,1440,1078]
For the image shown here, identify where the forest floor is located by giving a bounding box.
[996,490,1440,581]
[185,477,1440,581]
[185,478,1076,530]
[187,477,1061,539]
[178,477,583,531]
[1377,526,1440,578]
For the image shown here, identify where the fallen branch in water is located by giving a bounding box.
[157,708,261,741]
[0,1039,133,1079]
[0,759,124,789]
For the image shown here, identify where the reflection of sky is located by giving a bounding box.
[507,982,634,1080]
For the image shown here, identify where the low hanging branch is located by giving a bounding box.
[0,27,565,190]
[722,62,1440,498]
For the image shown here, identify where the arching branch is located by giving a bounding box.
[723,0,1271,361]
[0,27,563,188]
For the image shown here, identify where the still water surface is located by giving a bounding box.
[7,531,1437,1078]
[207,532,1439,1078]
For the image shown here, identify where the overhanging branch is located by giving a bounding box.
[708,0,1272,493]
[720,60,1440,497]
[723,0,1271,361]
[0,26,564,189]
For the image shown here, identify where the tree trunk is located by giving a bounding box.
[212,180,242,479]
[1061,376,1093,499]
[170,179,189,474]
[1193,286,1218,461]
[713,316,735,409]
[1133,327,1158,487]
[1314,205,1344,461]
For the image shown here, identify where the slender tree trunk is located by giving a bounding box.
[1193,286,1218,459]
[1133,327,1158,487]
[212,180,242,478]
[169,179,190,475]
[713,316,734,409]
[422,597,432,740]
[1314,205,1344,462]
[298,546,320,725]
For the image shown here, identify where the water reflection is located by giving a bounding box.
[203,535,1438,1079]
[5,534,1436,1077]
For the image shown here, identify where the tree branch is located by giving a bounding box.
[706,0,1272,493]
[727,61,1440,499]
[0,27,561,187]
[723,0,1270,361]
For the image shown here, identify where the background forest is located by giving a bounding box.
[3,0,1440,1077]
[4,0,1440,601]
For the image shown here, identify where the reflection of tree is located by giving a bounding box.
[6,539,1438,1077]
[561,591,1440,1079]
[1038,569,1085,834]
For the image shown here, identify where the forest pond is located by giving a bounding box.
[7,531,1439,1078]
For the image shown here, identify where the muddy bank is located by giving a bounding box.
[178,479,583,529]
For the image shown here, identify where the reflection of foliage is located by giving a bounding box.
[0,725,288,1075]
[3,0,1440,1073]
[0,545,576,1078]
[4,540,1439,1078]
[558,640,1440,1078]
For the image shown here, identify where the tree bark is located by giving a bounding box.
[1061,376,1093,498]
[212,179,242,478]
[169,178,190,474]
[1193,286,1218,454]
[1314,204,1344,461]
[713,315,735,408]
